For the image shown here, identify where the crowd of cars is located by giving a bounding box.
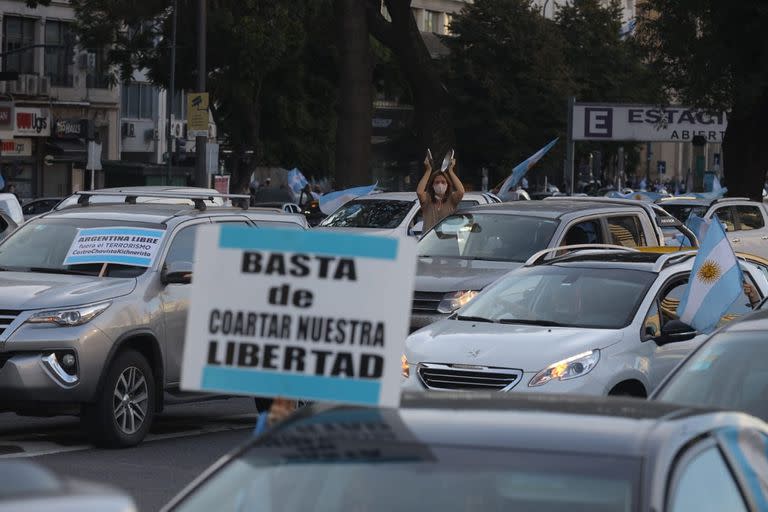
[3,185,768,510]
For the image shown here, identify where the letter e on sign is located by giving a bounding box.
[584,108,613,138]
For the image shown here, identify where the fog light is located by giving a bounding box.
[61,354,76,368]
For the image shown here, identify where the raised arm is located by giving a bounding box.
[416,157,432,204]
[447,159,465,203]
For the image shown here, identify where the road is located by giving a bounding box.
[0,398,258,511]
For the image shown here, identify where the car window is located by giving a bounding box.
[714,206,737,232]
[669,445,747,512]
[736,206,765,231]
[607,215,646,247]
[166,224,204,267]
[563,219,603,245]
[457,200,479,210]
[655,332,768,420]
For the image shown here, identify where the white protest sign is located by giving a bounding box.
[181,226,416,408]
[63,227,165,267]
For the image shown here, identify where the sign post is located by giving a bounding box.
[181,227,416,408]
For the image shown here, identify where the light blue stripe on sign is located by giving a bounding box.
[64,254,151,266]
[77,228,165,238]
[202,366,381,405]
[218,226,398,260]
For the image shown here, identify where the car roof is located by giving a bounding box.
[465,199,646,219]
[264,392,726,458]
[360,191,494,202]
[37,203,295,225]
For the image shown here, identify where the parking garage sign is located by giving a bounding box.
[180,226,416,408]
[572,103,728,142]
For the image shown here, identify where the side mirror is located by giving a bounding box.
[161,261,193,285]
[657,319,697,345]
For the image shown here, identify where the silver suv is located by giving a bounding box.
[0,191,307,447]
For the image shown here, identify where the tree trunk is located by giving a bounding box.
[723,95,768,200]
[367,0,455,163]
[334,0,373,189]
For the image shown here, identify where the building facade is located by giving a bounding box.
[0,0,119,199]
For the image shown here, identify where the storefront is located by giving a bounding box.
[3,106,51,199]
[44,117,90,197]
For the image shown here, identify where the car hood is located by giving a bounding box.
[406,319,623,372]
[414,257,520,293]
[0,272,137,310]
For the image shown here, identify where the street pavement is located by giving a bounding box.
[0,397,258,511]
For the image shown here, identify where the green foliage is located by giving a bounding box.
[639,0,768,112]
[68,0,336,178]
[446,0,573,175]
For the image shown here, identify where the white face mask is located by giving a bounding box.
[433,183,447,196]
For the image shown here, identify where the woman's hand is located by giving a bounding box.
[448,158,457,174]
[744,281,761,307]
[424,156,433,174]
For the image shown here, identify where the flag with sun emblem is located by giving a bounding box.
[677,218,743,333]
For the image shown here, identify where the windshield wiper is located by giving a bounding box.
[497,319,567,327]
[27,267,97,276]
[455,315,496,323]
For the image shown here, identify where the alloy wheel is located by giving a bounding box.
[112,366,149,435]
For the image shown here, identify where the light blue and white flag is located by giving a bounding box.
[319,183,377,215]
[287,168,309,200]
[676,219,743,333]
[498,138,558,196]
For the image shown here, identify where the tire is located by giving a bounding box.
[82,350,156,448]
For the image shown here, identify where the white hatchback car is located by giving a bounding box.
[318,191,500,238]
[403,247,768,398]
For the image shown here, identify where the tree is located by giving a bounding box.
[556,0,661,186]
[69,0,335,191]
[639,1,768,199]
[365,0,455,163]
[445,0,573,179]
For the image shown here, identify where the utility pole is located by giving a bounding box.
[194,0,208,188]
[166,0,177,185]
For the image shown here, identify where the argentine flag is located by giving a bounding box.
[676,218,743,333]
[498,138,558,196]
[287,168,309,201]
[319,183,377,215]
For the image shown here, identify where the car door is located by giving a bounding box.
[733,204,768,258]
[666,437,749,512]
[159,219,210,385]
[642,272,758,390]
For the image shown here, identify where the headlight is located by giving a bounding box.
[28,302,111,327]
[401,354,410,378]
[437,290,479,314]
[528,350,600,387]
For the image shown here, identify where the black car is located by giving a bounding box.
[164,392,768,512]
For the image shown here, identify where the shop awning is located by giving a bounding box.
[45,139,87,163]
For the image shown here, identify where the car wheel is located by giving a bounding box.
[83,350,156,448]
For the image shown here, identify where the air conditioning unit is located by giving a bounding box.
[9,75,27,95]
[25,75,38,96]
[121,122,135,138]
[38,76,50,96]
[144,128,158,142]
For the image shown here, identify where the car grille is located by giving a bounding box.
[418,363,523,391]
[0,310,21,337]
[412,291,444,314]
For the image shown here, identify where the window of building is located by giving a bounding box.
[45,21,75,87]
[3,17,36,74]
[424,10,441,33]
[121,83,158,119]
[86,47,110,89]
[444,13,453,35]
[171,90,185,119]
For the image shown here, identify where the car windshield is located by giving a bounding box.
[663,204,708,223]
[418,213,558,263]
[173,444,639,512]
[458,265,656,329]
[654,331,768,420]
[0,218,165,277]
[320,199,414,228]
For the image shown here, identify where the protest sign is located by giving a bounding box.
[181,226,416,408]
[63,227,165,267]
